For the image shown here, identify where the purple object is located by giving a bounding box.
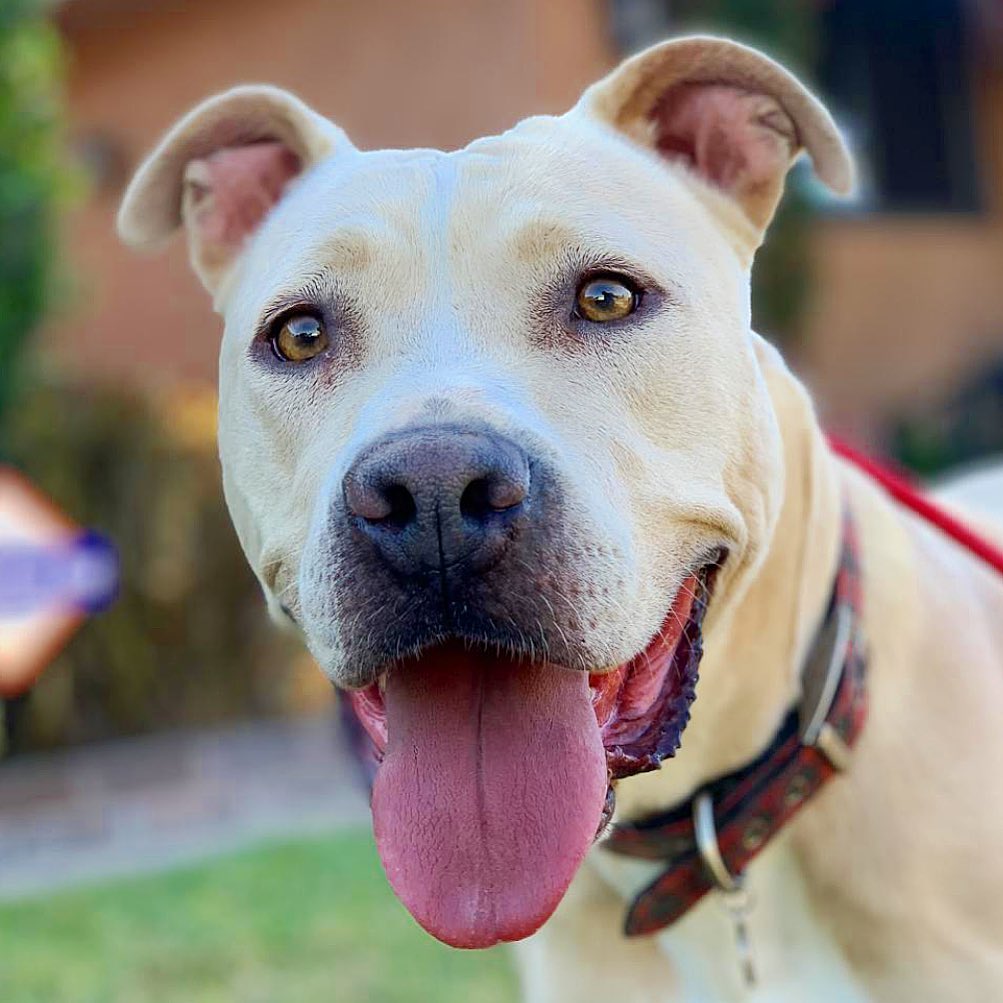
[0,531,118,618]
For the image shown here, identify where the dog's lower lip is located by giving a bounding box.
[345,562,718,770]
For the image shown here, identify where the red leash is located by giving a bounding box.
[829,438,1003,577]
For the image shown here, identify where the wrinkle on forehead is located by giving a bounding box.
[239,149,453,317]
[262,128,579,284]
[505,219,592,265]
[316,227,376,273]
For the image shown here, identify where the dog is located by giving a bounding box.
[117,36,1003,1001]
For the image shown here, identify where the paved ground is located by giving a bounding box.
[0,712,370,900]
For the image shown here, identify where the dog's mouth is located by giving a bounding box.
[346,562,718,950]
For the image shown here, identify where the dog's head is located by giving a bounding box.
[119,37,851,949]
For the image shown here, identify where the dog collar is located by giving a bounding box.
[603,507,868,937]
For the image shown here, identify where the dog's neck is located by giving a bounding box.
[614,336,844,821]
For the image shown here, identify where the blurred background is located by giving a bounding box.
[0,1,1001,1000]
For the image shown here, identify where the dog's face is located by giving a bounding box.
[229,122,771,679]
[120,37,850,950]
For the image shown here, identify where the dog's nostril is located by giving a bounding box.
[460,474,527,521]
[344,478,391,522]
[489,473,529,511]
[382,483,417,529]
[460,478,492,521]
[344,475,417,527]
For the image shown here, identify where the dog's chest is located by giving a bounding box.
[592,834,872,1003]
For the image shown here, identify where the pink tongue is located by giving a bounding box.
[371,646,608,949]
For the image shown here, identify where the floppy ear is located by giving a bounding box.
[117,85,347,294]
[577,36,853,252]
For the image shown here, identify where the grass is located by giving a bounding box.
[0,830,519,1003]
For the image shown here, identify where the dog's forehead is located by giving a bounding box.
[241,113,719,303]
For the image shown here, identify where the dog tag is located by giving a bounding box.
[722,884,757,989]
[693,792,758,989]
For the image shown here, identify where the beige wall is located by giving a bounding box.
[798,55,1003,444]
[49,0,615,388]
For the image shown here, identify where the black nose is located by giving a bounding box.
[342,427,532,578]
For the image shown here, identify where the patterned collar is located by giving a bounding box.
[603,507,868,937]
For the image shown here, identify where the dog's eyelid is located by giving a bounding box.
[566,255,667,304]
[575,269,644,295]
[253,270,340,336]
[254,298,327,345]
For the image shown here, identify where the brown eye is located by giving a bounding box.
[272,313,329,362]
[574,275,639,323]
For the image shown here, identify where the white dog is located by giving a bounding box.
[118,37,1003,1001]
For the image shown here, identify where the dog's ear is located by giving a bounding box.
[117,85,347,294]
[577,36,853,251]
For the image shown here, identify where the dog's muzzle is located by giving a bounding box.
[307,421,611,686]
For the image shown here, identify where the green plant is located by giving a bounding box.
[0,0,65,427]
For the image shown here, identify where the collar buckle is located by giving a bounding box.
[693,790,741,893]
[693,791,758,988]
[798,600,855,771]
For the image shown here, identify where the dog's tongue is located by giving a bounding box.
[371,647,608,949]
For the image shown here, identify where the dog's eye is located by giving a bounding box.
[574,275,639,323]
[271,313,329,362]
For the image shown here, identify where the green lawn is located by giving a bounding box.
[0,830,519,1003]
